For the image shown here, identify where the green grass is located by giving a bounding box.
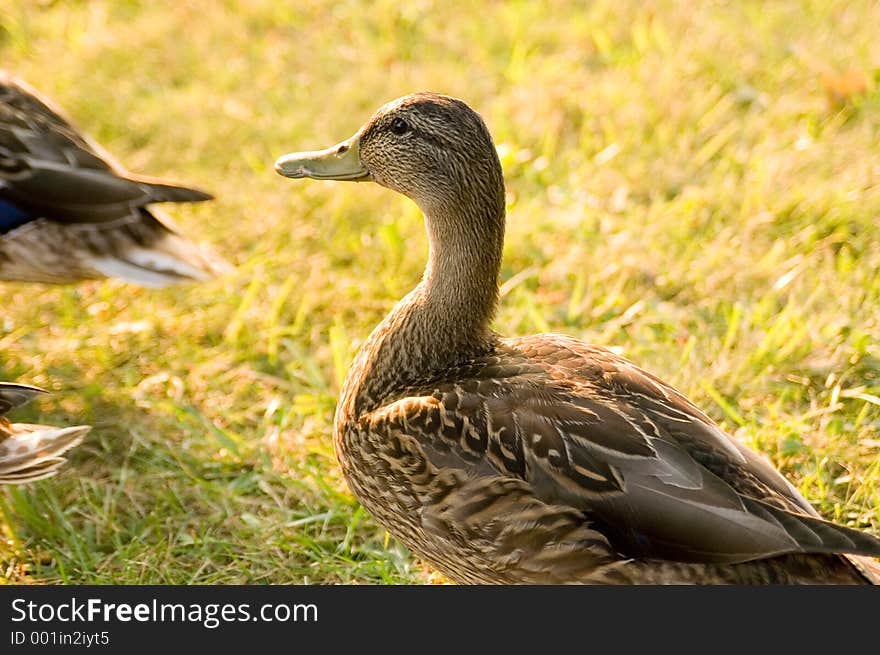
[2,0,879,584]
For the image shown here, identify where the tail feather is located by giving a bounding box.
[0,457,71,484]
[845,555,880,585]
[86,225,233,288]
[128,174,214,204]
[0,424,89,484]
[745,498,880,559]
[0,382,89,485]
[89,253,209,288]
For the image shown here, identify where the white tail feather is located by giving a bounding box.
[125,246,214,282]
[88,257,190,288]
[86,230,231,288]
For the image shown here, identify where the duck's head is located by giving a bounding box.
[275,93,503,216]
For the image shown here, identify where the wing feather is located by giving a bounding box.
[1,72,211,227]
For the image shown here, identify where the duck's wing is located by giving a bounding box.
[0,382,89,484]
[0,72,211,226]
[517,334,819,515]
[361,334,880,565]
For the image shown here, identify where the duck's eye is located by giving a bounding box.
[390,118,410,135]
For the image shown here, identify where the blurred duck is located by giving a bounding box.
[275,93,880,584]
[0,72,229,286]
[0,383,89,484]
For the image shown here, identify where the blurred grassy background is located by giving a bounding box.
[1,0,879,584]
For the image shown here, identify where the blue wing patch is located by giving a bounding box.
[0,197,33,233]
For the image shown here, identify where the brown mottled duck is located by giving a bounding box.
[275,93,880,584]
[1,72,229,286]
[0,383,89,484]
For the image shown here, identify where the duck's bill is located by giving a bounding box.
[274,135,371,181]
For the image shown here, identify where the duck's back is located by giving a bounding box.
[0,72,227,286]
[336,333,880,584]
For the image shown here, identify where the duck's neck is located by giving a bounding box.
[343,178,506,415]
[419,181,506,344]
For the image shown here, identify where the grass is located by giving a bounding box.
[1,0,879,584]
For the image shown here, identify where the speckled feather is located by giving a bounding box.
[340,334,880,583]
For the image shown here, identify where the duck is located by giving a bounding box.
[0,72,230,287]
[0,383,89,484]
[275,92,880,584]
